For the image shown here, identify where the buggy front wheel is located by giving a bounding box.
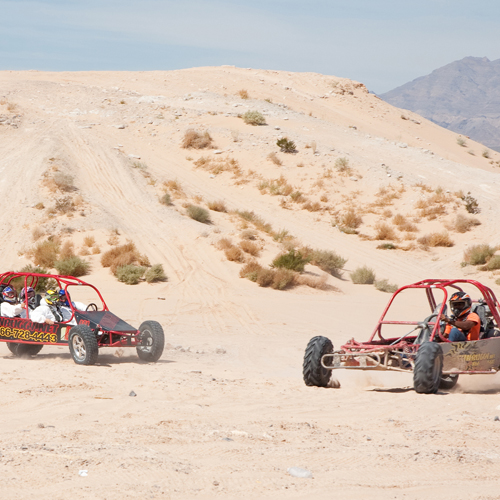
[413,342,443,394]
[303,336,333,387]
[69,325,98,365]
[136,321,165,362]
[439,373,459,390]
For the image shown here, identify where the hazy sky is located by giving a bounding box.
[2,0,499,93]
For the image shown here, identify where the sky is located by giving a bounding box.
[2,0,500,94]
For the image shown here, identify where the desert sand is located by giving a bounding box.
[1,67,500,500]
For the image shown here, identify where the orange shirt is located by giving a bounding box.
[464,312,480,341]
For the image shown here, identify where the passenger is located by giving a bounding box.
[58,290,86,311]
[0,286,23,317]
[440,292,480,342]
[18,286,37,319]
[31,290,64,325]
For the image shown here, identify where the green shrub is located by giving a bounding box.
[186,205,211,223]
[242,111,266,126]
[309,250,347,277]
[481,255,500,271]
[272,249,309,272]
[374,279,398,293]
[277,137,296,153]
[144,264,167,283]
[350,266,376,284]
[115,265,145,285]
[461,192,480,214]
[160,193,172,205]
[463,244,496,265]
[54,256,90,277]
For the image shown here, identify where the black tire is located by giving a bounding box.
[303,336,333,387]
[7,343,19,356]
[68,325,98,365]
[439,374,459,390]
[136,321,164,362]
[16,344,43,357]
[413,342,443,394]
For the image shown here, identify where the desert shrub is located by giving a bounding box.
[340,209,362,230]
[417,232,454,247]
[182,129,214,149]
[453,214,481,233]
[463,244,497,265]
[335,157,351,173]
[377,243,397,250]
[461,192,480,214]
[277,137,296,153]
[217,238,234,251]
[302,201,322,212]
[32,239,60,268]
[393,214,418,232]
[267,152,282,166]
[259,176,293,196]
[256,268,275,287]
[457,136,467,147]
[240,229,258,240]
[272,249,309,272]
[238,89,249,99]
[92,246,101,255]
[239,240,260,257]
[59,241,75,260]
[207,200,227,212]
[482,149,490,159]
[52,172,75,192]
[224,246,245,262]
[163,179,185,196]
[308,250,347,277]
[273,229,290,242]
[144,264,167,283]
[83,235,96,247]
[374,222,397,241]
[160,193,172,206]
[271,268,296,290]
[55,196,75,214]
[242,110,266,126]
[296,274,328,290]
[101,242,147,273]
[14,265,56,292]
[32,227,45,241]
[239,260,264,281]
[194,156,241,176]
[350,266,376,284]
[186,205,211,223]
[54,256,90,277]
[290,191,306,203]
[480,255,500,271]
[375,279,398,293]
[115,265,145,285]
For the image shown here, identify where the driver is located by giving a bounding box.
[440,292,480,342]
[0,286,23,317]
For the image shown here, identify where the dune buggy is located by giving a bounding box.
[303,279,500,393]
[0,272,164,365]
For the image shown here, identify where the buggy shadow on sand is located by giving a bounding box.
[303,279,500,394]
[0,272,164,365]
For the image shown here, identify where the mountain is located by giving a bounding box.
[381,56,500,152]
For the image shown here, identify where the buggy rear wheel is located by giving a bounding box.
[16,344,43,357]
[69,325,98,365]
[303,336,333,387]
[439,374,459,390]
[7,342,19,356]
[413,342,443,394]
[136,321,164,362]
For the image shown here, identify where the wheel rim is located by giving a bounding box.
[431,355,441,387]
[72,334,87,361]
[138,330,153,353]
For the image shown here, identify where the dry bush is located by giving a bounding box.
[217,238,234,251]
[30,238,60,268]
[182,129,214,149]
[194,156,241,176]
[59,241,75,260]
[419,204,447,220]
[32,227,45,242]
[80,247,90,256]
[240,229,258,240]
[350,266,376,284]
[83,235,96,247]
[144,264,167,283]
[101,242,147,274]
[45,172,75,193]
[463,244,497,265]
[453,214,481,233]
[480,255,500,271]
[186,205,211,223]
[258,176,293,196]
[296,274,328,290]
[115,265,145,285]
[239,260,264,281]
[302,201,322,212]
[163,179,185,196]
[225,246,245,262]
[242,110,266,126]
[233,210,273,235]
[55,196,75,214]
[290,191,306,203]
[417,232,454,247]
[239,240,260,257]
[256,268,275,287]
[267,152,282,166]
[160,193,172,206]
[374,222,398,241]
[340,209,362,230]
[107,233,119,246]
[306,249,347,277]
[371,186,401,208]
[271,268,296,290]
[207,200,227,212]
[393,214,418,232]
[238,89,249,99]
[320,194,328,202]
[335,157,351,174]
[92,246,101,255]
[374,279,398,293]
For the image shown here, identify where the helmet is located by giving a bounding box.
[58,289,69,306]
[45,290,59,306]
[20,287,36,307]
[449,291,472,318]
[2,286,17,304]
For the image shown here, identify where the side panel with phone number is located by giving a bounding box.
[0,316,66,344]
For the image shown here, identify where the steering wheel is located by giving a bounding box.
[419,312,448,342]
[86,303,98,311]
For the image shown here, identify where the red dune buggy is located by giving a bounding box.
[0,272,164,365]
[303,279,500,393]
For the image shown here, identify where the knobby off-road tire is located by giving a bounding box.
[439,374,459,390]
[413,342,443,394]
[7,343,19,356]
[16,344,43,357]
[303,336,333,387]
[136,321,165,362]
[69,325,98,365]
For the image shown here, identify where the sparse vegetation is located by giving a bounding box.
[374,279,398,293]
[461,192,480,214]
[115,265,146,285]
[374,223,398,241]
[350,266,376,284]
[29,238,61,268]
[307,249,347,277]
[339,209,362,231]
[463,244,497,265]
[238,89,249,99]
[277,137,296,153]
[480,255,500,271]
[144,264,167,283]
[182,129,214,149]
[272,249,309,272]
[239,240,260,257]
[242,110,266,126]
[417,232,454,247]
[267,152,282,166]
[453,213,481,233]
[207,200,227,212]
[482,149,490,159]
[457,136,467,147]
[54,256,90,277]
[160,193,172,206]
[186,205,211,223]
[101,242,149,274]
[224,246,245,262]
[194,156,242,176]
[335,157,351,174]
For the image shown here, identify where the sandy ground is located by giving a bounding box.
[1,67,500,499]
